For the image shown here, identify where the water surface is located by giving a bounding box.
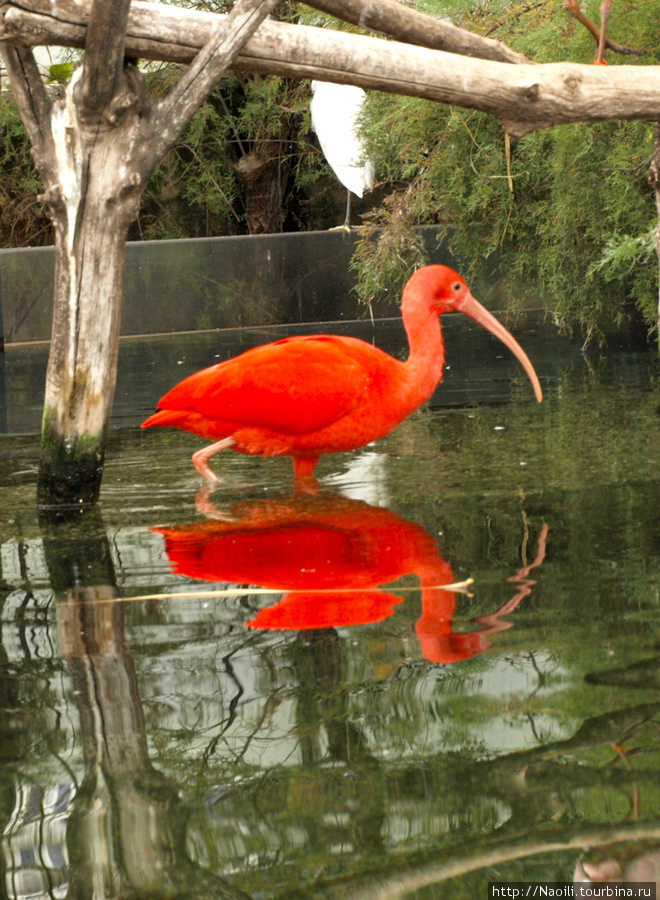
[1,320,659,899]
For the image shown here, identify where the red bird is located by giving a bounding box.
[142,265,543,482]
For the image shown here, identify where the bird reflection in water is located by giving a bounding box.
[156,491,547,666]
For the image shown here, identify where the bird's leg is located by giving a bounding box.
[293,455,321,494]
[330,191,353,232]
[192,437,236,482]
[564,0,619,63]
[195,485,238,521]
[343,190,352,229]
[595,0,612,63]
[563,0,599,41]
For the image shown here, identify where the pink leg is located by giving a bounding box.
[293,456,320,493]
[293,456,319,477]
[192,437,235,482]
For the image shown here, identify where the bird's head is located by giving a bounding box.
[404,265,476,315]
[403,265,543,402]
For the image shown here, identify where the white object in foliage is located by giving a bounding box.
[310,80,375,225]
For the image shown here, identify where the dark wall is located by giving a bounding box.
[0,229,449,344]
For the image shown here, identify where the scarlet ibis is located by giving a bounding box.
[155,492,539,665]
[310,80,375,229]
[142,265,543,483]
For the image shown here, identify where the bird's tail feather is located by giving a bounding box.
[141,409,191,429]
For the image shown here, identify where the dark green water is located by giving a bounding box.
[1,319,660,899]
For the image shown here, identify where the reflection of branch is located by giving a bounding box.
[202,644,246,763]
[318,821,660,900]
[293,701,660,900]
[202,631,286,767]
[471,523,548,636]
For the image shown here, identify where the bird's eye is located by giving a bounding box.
[452,282,461,292]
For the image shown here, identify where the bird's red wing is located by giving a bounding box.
[157,335,379,435]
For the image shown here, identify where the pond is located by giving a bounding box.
[1,314,660,900]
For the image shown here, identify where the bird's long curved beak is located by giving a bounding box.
[458,292,543,402]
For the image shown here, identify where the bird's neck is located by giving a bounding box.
[400,287,446,405]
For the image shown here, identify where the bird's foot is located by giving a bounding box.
[294,473,321,495]
[192,451,223,483]
[328,223,353,233]
[192,438,235,482]
[195,485,237,522]
[292,456,320,493]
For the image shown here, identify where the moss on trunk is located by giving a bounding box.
[38,413,107,506]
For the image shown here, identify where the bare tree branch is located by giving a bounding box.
[3,0,660,138]
[77,0,132,117]
[154,0,279,156]
[305,0,530,64]
[0,43,52,158]
[0,0,529,65]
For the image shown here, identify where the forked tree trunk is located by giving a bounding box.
[1,0,279,505]
[3,0,660,504]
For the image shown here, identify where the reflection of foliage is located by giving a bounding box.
[0,588,72,765]
[4,335,660,894]
[125,365,660,894]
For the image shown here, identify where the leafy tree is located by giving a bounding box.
[354,0,660,340]
[131,62,329,239]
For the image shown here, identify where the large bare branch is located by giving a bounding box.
[3,0,660,138]
[321,822,660,900]
[0,0,528,65]
[153,0,279,157]
[305,0,530,64]
[0,42,52,157]
[77,0,132,116]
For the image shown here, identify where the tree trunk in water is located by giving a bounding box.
[39,206,133,505]
[38,77,141,504]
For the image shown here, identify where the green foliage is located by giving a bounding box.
[130,66,326,239]
[47,62,76,84]
[0,94,51,247]
[2,0,660,339]
[353,0,660,341]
